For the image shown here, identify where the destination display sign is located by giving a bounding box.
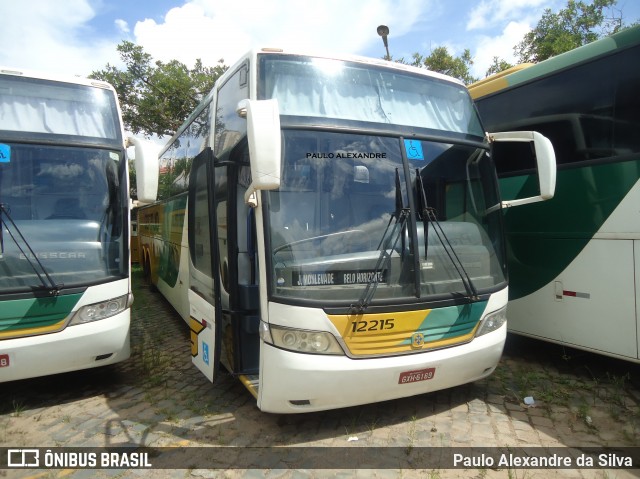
[290,270,387,287]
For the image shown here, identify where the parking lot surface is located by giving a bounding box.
[2,271,640,478]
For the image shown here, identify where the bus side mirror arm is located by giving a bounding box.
[489,131,556,209]
[237,99,282,206]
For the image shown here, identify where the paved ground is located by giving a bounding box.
[1,270,640,478]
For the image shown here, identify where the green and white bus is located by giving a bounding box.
[138,48,556,413]
[0,66,157,381]
[469,26,640,363]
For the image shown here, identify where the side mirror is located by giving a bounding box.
[489,131,556,208]
[237,99,281,205]
[126,137,159,204]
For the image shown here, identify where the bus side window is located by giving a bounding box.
[189,159,213,280]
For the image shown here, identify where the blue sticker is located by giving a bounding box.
[202,341,210,365]
[404,139,424,161]
[0,144,9,163]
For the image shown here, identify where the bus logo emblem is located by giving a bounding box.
[411,333,425,348]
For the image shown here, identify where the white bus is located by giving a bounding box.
[469,26,640,363]
[138,48,556,413]
[0,66,157,381]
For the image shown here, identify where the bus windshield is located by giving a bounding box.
[259,54,484,137]
[0,143,125,293]
[267,130,506,304]
[0,75,120,141]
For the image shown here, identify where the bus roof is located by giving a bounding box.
[468,25,640,100]
[0,65,116,92]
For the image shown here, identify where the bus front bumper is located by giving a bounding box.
[0,311,130,382]
[256,324,505,414]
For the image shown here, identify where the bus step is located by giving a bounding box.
[239,374,259,399]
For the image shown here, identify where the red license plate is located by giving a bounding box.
[0,354,10,368]
[399,367,435,384]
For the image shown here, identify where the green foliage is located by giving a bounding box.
[402,46,478,85]
[90,41,227,138]
[485,56,514,78]
[404,0,636,81]
[514,0,621,63]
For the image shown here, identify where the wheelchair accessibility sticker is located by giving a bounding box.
[0,144,10,163]
[404,139,424,161]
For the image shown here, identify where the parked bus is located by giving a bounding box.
[138,48,556,413]
[0,66,158,381]
[469,26,640,362]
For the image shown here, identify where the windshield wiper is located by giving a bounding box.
[0,203,62,295]
[415,171,479,301]
[350,169,408,314]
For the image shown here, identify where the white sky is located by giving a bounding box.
[0,0,637,79]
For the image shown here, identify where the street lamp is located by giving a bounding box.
[377,25,390,61]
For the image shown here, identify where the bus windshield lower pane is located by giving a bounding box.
[267,130,506,304]
[0,144,125,293]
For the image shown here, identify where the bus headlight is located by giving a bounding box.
[475,307,507,337]
[261,323,344,355]
[69,294,131,325]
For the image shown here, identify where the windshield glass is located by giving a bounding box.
[267,130,506,305]
[0,143,126,293]
[259,54,484,136]
[0,76,120,141]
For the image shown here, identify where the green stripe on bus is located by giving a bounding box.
[502,158,640,299]
[410,300,487,344]
[503,28,638,90]
[0,293,83,332]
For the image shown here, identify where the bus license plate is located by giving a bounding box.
[0,354,10,368]
[399,367,435,384]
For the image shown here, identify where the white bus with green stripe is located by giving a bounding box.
[0,67,158,381]
[469,26,640,363]
[138,48,556,413]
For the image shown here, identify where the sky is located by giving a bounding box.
[1,0,639,81]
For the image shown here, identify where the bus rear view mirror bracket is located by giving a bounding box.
[489,131,556,209]
[126,137,159,204]
[237,99,282,206]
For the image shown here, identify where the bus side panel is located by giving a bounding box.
[636,239,640,359]
[137,196,190,323]
[138,204,162,284]
[508,239,638,361]
[156,197,190,323]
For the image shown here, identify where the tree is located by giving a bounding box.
[90,41,227,138]
[407,46,478,85]
[515,0,622,63]
[485,57,514,77]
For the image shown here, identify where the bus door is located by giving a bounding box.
[187,147,222,382]
[226,158,261,377]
